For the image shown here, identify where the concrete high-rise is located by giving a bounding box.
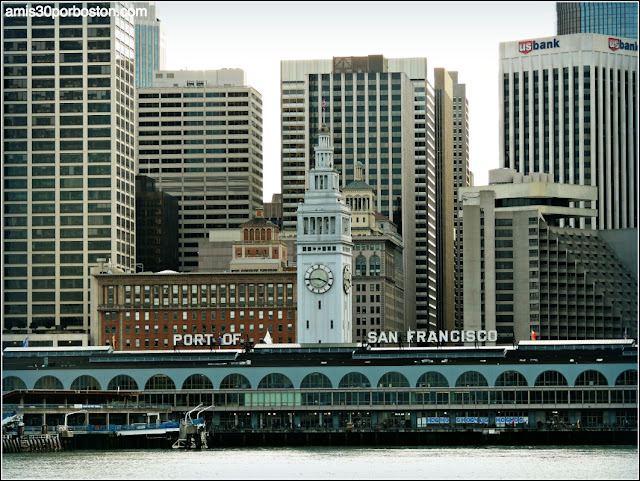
[449,72,471,331]
[280,55,441,331]
[499,33,638,231]
[461,169,637,344]
[433,68,455,334]
[2,2,137,347]
[136,69,264,270]
[134,1,166,88]
[557,2,638,39]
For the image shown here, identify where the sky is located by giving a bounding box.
[156,1,557,202]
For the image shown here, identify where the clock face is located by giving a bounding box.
[305,264,334,294]
[343,264,352,293]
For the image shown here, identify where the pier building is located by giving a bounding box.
[2,340,637,437]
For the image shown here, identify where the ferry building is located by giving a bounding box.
[2,340,637,432]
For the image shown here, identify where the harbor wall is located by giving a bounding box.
[4,428,636,452]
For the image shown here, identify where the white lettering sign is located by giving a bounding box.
[368,330,498,344]
[173,333,241,347]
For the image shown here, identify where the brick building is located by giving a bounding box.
[91,211,296,350]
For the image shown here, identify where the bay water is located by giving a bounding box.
[2,446,638,480]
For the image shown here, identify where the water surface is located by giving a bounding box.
[2,446,638,480]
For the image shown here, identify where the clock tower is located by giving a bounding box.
[296,123,353,344]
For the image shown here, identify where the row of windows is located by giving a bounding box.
[108,283,295,308]
[5,369,635,392]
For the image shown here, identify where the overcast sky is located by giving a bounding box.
[157,1,557,201]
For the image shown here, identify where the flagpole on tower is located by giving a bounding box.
[322,97,326,125]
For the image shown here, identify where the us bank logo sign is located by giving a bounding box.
[609,37,638,51]
[519,38,560,54]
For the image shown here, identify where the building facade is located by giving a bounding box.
[136,69,264,270]
[281,55,442,331]
[499,33,638,231]
[134,1,166,88]
[2,1,137,348]
[343,163,405,344]
[90,265,297,350]
[134,175,179,273]
[460,169,637,344]
[229,209,288,273]
[3,341,637,432]
[556,2,638,39]
[434,69,455,333]
[91,209,296,349]
[295,124,353,344]
[450,72,472,331]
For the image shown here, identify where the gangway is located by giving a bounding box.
[172,404,213,450]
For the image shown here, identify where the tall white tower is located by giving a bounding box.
[296,124,353,344]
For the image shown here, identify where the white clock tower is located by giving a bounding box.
[296,123,353,344]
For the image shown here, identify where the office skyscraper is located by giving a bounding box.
[433,68,455,333]
[3,1,137,347]
[499,33,638,230]
[134,1,166,88]
[280,55,441,330]
[136,69,264,270]
[449,72,471,331]
[557,2,638,39]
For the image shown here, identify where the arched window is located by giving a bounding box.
[70,375,101,391]
[220,373,251,389]
[107,375,138,391]
[455,371,488,387]
[258,373,293,389]
[534,370,568,386]
[575,370,608,386]
[300,372,332,389]
[615,370,638,386]
[182,374,213,390]
[495,370,528,387]
[416,372,448,388]
[338,372,371,388]
[369,254,381,276]
[33,375,63,390]
[355,254,367,276]
[3,376,27,392]
[144,374,176,390]
[378,372,409,388]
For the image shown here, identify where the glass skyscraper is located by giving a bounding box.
[557,2,638,39]
[134,1,165,88]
